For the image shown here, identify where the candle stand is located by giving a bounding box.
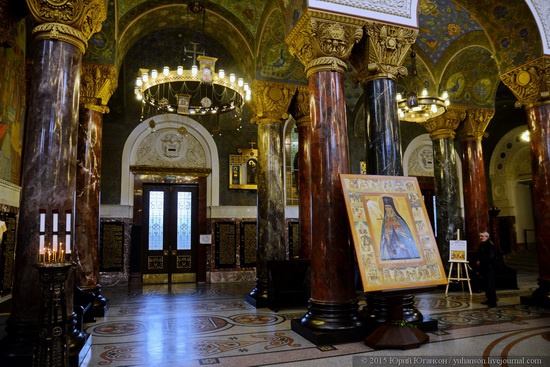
[33,262,72,367]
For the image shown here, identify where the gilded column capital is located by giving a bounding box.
[249,80,296,124]
[501,56,550,108]
[80,63,118,114]
[457,107,494,141]
[286,10,363,77]
[422,105,467,140]
[291,86,310,127]
[350,21,417,83]
[26,0,107,54]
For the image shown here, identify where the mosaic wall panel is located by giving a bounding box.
[100,221,125,271]
[240,222,256,268]
[214,222,237,268]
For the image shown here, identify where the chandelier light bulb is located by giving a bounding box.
[230,73,236,83]
[191,65,198,76]
[142,72,149,83]
[430,104,438,113]
[219,69,225,79]
[151,69,158,79]
[163,66,170,76]
[441,91,449,99]
[246,90,251,101]
[244,83,249,91]
[238,78,244,87]
[136,77,142,87]
[421,88,428,97]
[396,93,402,100]
[177,66,183,75]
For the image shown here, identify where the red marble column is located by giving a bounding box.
[296,69,363,336]
[296,118,312,260]
[524,103,550,306]
[460,137,489,256]
[75,106,108,314]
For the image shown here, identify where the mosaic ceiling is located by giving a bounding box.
[91,0,543,110]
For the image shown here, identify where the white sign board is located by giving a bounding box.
[449,240,467,262]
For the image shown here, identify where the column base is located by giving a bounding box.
[290,300,365,345]
[520,279,550,308]
[364,323,429,350]
[245,278,269,308]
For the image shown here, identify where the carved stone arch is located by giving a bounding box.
[120,114,220,207]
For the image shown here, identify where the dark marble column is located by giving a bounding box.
[523,102,550,306]
[247,120,286,304]
[75,106,107,314]
[365,78,403,176]
[0,38,83,363]
[293,87,312,260]
[422,108,465,271]
[458,108,493,257]
[246,81,294,307]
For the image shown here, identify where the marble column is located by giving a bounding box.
[457,108,493,258]
[246,81,295,307]
[422,107,466,270]
[0,1,106,364]
[75,63,117,316]
[286,11,365,344]
[291,86,312,259]
[502,57,550,307]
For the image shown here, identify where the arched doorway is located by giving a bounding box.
[121,115,219,283]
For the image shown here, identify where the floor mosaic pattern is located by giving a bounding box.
[71,271,550,366]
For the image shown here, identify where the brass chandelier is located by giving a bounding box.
[397,47,449,123]
[134,1,250,121]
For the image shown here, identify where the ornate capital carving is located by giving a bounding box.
[80,62,117,113]
[501,56,550,107]
[422,105,467,140]
[286,10,363,77]
[457,107,494,141]
[249,80,296,124]
[26,0,107,53]
[291,86,310,126]
[350,22,417,83]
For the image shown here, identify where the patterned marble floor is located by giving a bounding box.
[79,270,550,367]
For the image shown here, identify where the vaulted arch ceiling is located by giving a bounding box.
[115,1,255,78]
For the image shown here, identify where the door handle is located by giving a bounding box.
[164,250,168,256]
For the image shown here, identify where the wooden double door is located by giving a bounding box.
[142,184,199,283]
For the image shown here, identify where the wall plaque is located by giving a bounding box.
[100,221,124,271]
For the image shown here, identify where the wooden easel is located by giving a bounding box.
[445,230,472,295]
[445,260,472,295]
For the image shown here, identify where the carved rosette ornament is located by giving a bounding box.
[501,56,550,108]
[422,105,467,140]
[249,80,296,124]
[286,10,363,77]
[457,107,495,141]
[80,63,118,114]
[350,22,417,83]
[26,0,107,53]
